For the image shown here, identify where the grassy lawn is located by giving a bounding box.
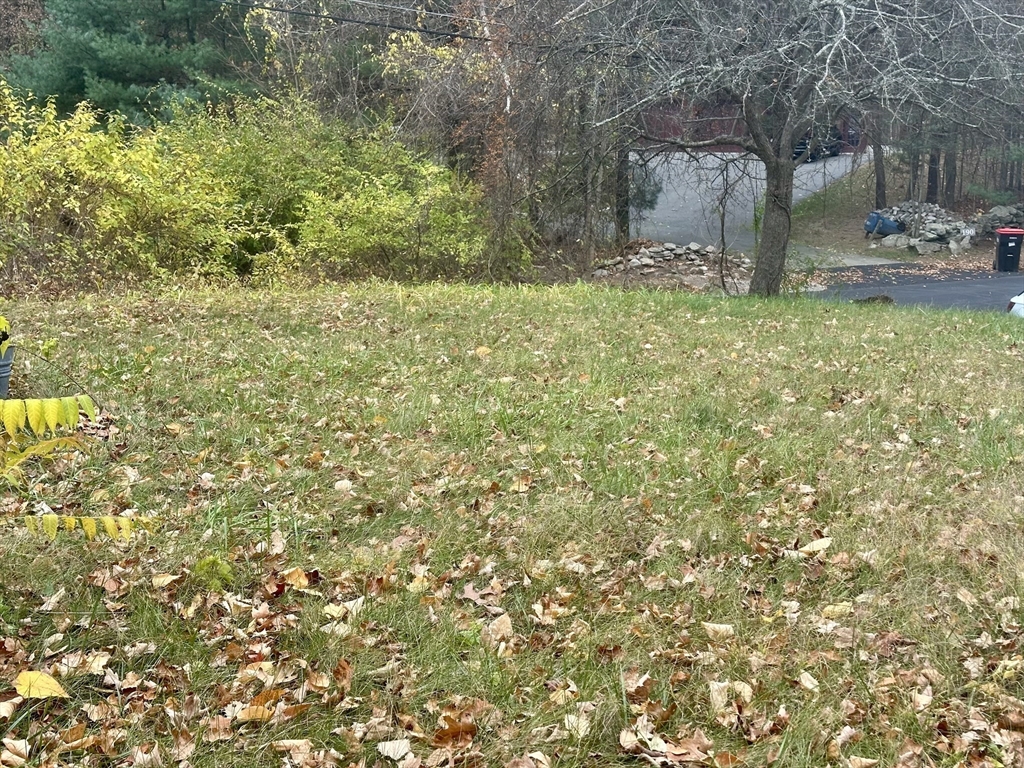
[3,285,1024,767]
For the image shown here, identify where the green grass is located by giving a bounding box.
[3,284,1024,767]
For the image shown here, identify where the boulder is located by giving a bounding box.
[880,234,912,249]
[912,241,943,255]
[921,223,952,241]
[685,275,709,290]
[947,238,970,256]
[975,205,1023,235]
[990,205,1019,221]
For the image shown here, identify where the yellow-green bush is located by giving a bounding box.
[163,98,502,280]
[297,159,491,280]
[0,81,517,291]
[0,80,248,289]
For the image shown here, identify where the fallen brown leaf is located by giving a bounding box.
[0,697,23,721]
[131,742,164,768]
[203,715,234,741]
[251,687,285,708]
[430,715,477,749]
[333,658,354,696]
[236,705,275,724]
[378,739,412,761]
[623,668,657,703]
[1,739,30,768]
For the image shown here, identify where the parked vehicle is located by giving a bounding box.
[1008,292,1024,317]
[793,126,843,162]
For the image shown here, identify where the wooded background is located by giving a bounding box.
[2,0,1023,293]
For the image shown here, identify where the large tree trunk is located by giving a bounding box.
[872,136,887,209]
[942,141,958,208]
[926,148,941,204]
[614,141,630,244]
[749,157,794,296]
[864,110,887,209]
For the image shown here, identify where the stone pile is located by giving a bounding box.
[975,204,1023,235]
[877,200,969,241]
[870,200,973,255]
[870,200,1024,254]
[591,241,753,285]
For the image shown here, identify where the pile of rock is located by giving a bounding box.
[878,200,969,240]
[870,200,973,255]
[870,200,1024,254]
[975,204,1023,235]
[591,241,753,285]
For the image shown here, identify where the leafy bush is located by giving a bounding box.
[0,82,520,292]
[164,98,502,280]
[965,184,1018,207]
[0,80,249,289]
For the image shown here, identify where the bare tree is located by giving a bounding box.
[616,0,1024,295]
[207,0,1023,281]
[0,0,43,56]
[364,0,658,267]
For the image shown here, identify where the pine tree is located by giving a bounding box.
[6,0,257,121]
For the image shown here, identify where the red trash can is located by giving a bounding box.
[995,227,1024,272]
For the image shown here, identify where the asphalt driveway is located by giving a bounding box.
[637,151,870,251]
[819,264,1024,312]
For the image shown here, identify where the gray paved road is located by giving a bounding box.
[632,150,1024,312]
[818,265,1024,312]
[636,151,871,252]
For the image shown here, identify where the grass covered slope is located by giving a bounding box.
[3,286,1024,767]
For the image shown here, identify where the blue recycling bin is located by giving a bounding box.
[864,211,905,237]
[0,345,13,399]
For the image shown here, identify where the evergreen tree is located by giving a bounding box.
[5,0,257,121]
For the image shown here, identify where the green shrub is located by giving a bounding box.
[965,184,1018,207]
[0,80,249,289]
[165,98,499,280]
[0,82,521,291]
[297,162,489,279]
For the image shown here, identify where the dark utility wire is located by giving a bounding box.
[209,0,495,42]
[205,1,663,62]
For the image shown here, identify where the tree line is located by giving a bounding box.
[2,0,1023,295]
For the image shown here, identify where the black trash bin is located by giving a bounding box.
[995,227,1024,272]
